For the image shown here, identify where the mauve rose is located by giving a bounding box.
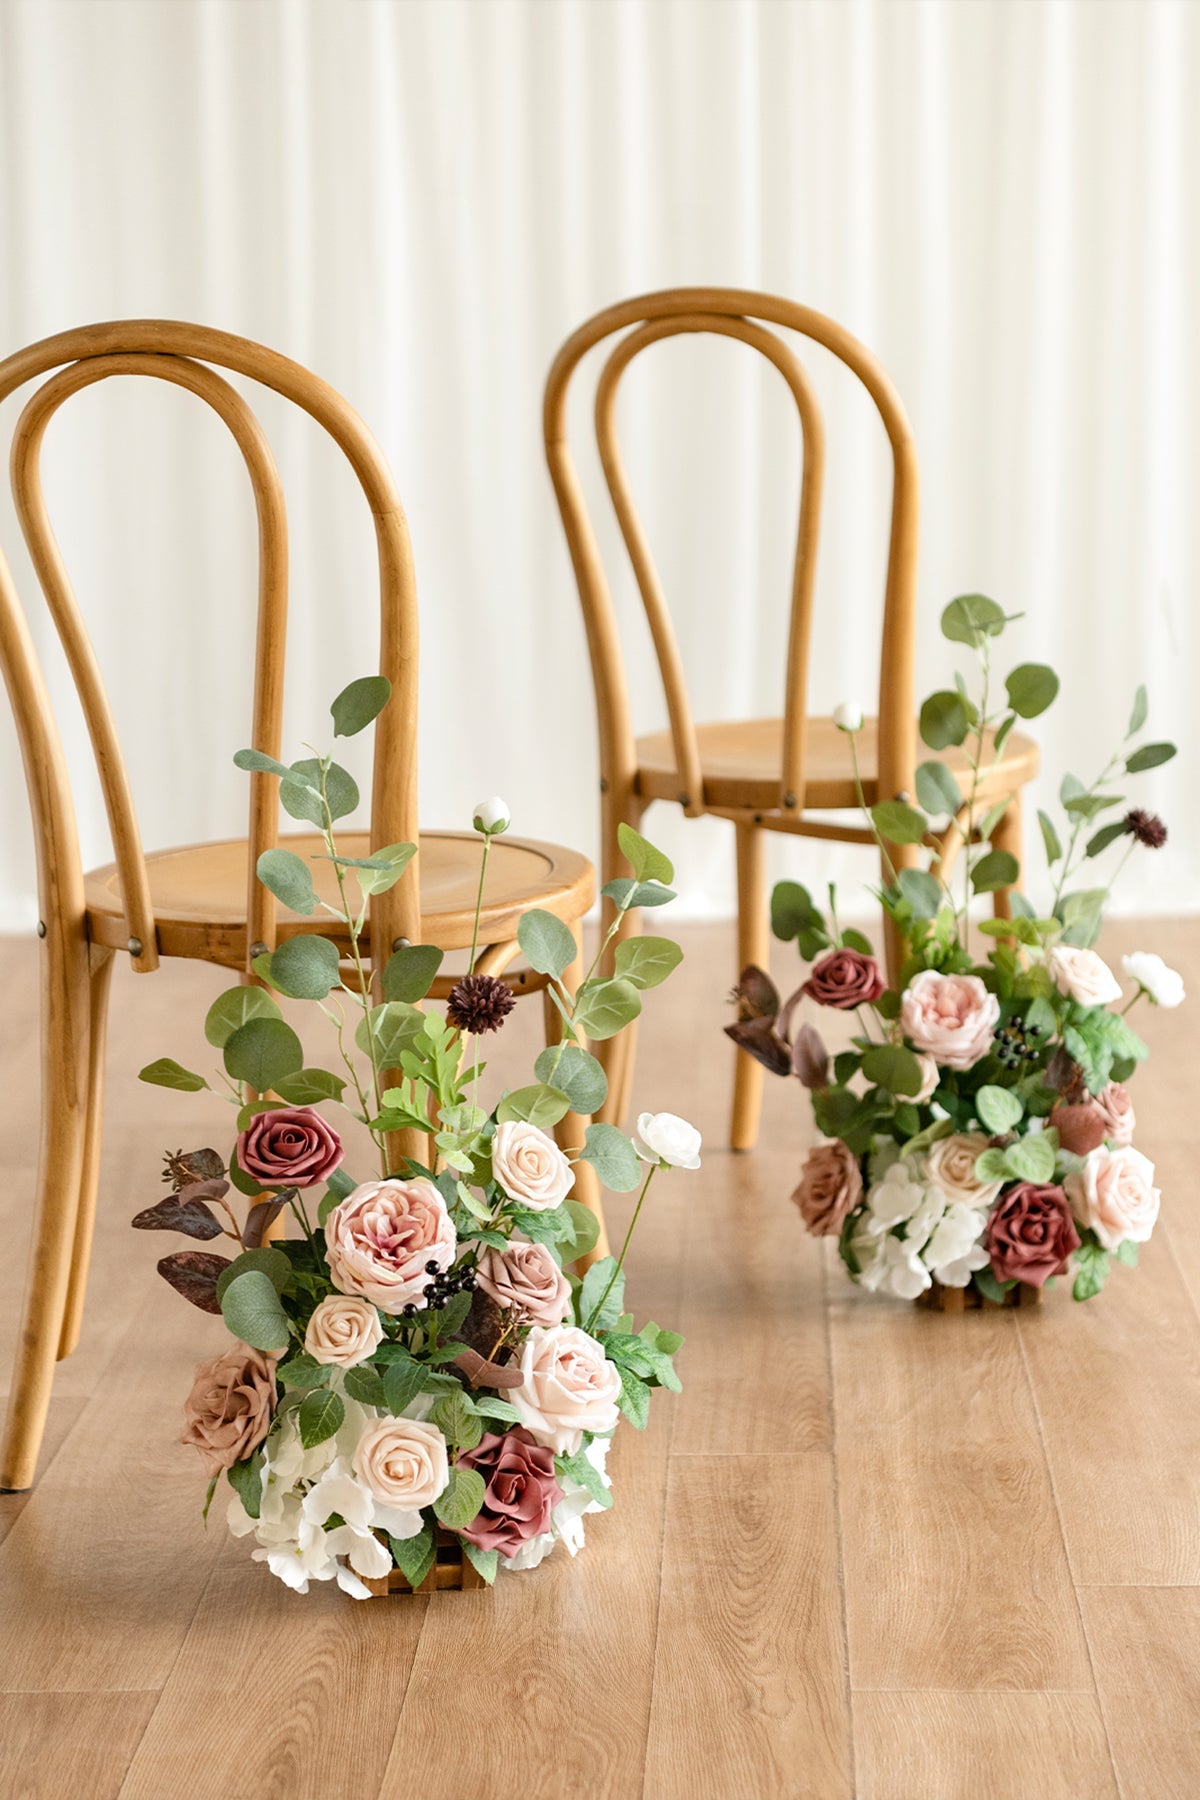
[802,948,885,1010]
[792,1140,863,1236]
[1065,1146,1160,1252]
[1050,1098,1108,1156]
[900,971,1000,1071]
[986,1182,1081,1288]
[325,1177,456,1312]
[475,1238,571,1326]
[180,1341,277,1476]
[237,1106,343,1189]
[456,1428,563,1558]
[1095,1082,1136,1147]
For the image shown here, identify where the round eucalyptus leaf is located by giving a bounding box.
[204,984,281,1049]
[234,748,293,778]
[940,594,1006,645]
[572,977,642,1041]
[895,868,942,919]
[870,799,928,846]
[517,909,577,979]
[331,674,392,738]
[218,1268,290,1352]
[256,848,317,915]
[860,1043,924,1097]
[223,1016,304,1091]
[970,849,1020,893]
[613,935,684,990]
[533,1043,608,1113]
[382,943,444,1002]
[579,1121,641,1192]
[1005,663,1060,719]
[268,934,342,1000]
[919,690,971,751]
[915,759,964,819]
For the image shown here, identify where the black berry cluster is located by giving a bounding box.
[992,1017,1045,1069]
[400,1259,478,1318]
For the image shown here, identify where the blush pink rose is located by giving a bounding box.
[455,1429,563,1557]
[1095,1081,1136,1147]
[491,1120,575,1211]
[986,1182,1080,1288]
[237,1106,343,1189]
[802,948,885,1010]
[325,1177,456,1312]
[792,1140,862,1237]
[1065,1146,1160,1252]
[475,1238,571,1325]
[900,971,1000,1071]
[180,1341,277,1476]
[510,1324,622,1454]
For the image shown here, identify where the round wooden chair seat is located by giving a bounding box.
[83,830,595,967]
[633,716,1039,813]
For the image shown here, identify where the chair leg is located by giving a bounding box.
[1,922,93,1491]
[730,822,768,1152]
[595,786,644,1129]
[57,948,116,1359]
[991,789,1025,921]
[544,922,609,1270]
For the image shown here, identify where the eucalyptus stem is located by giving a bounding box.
[287,1190,320,1266]
[468,833,492,977]
[584,1164,657,1334]
[319,762,386,1142]
[1050,748,1122,914]
[323,997,385,1168]
[847,728,898,886]
[960,644,991,948]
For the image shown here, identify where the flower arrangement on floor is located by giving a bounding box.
[727,595,1181,1307]
[137,676,696,1595]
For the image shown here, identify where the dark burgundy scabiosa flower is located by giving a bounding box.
[446,971,517,1035]
[1123,809,1168,849]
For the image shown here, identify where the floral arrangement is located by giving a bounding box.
[727,595,1181,1306]
[136,677,696,1595]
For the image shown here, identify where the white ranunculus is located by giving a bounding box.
[472,795,511,834]
[833,701,864,732]
[635,1112,702,1170]
[1045,945,1122,1008]
[1122,951,1185,1009]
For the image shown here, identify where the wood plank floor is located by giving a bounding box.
[2,917,1199,1799]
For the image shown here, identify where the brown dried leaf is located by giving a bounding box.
[730,964,780,1023]
[791,1022,830,1090]
[1044,1045,1082,1095]
[451,1347,525,1390]
[724,1017,791,1077]
[156,1249,232,1313]
[242,1192,292,1249]
[132,1180,229,1241]
[162,1147,225,1191]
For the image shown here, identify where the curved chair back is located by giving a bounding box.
[0,322,419,976]
[543,287,919,819]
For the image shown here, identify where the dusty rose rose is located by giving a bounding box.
[801,947,885,1010]
[1095,1081,1136,1147]
[237,1106,343,1189]
[353,1416,449,1509]
[1050,1098,1108,1156]
[913,1054,940,1104]
[510,1324,622,1455]
[304,1294,384,1368]
[792,1140,862,1237]
[456,1429,563,1557]
[491,1120,575,1211]
[475,1238,571,1325]
[325,1178,456,1312]
[900,971,1000,1071]
[926,1132,1004,1209]
[180,1341,277,1477]
[1065,1145,1160,1252]
[986,1182,1081,1288]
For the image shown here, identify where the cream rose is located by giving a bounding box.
[900,971,1000,1071]
[924,1132,1004,1210]
[304,1294,384,1369]
[1064,1145,1161,1252]
[325,1178,455,1312]
[475,1237,572,1325]
[635,1111,702,1169]
[1123,951,1185,1009]
[913,1054,940,1104]
[352,1416,449,1510]
[1046,945,1123,1008]
[492,1120,575,1210]
[510,1324,622,1455]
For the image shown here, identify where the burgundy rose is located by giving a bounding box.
[985,1182,1080,1289]
[237,1106,343,1188]
[455,1428,563,1558]
[801,948,885,1010]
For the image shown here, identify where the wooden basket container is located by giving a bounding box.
[360,1527,487,1596]
[917,1280,1045,1313]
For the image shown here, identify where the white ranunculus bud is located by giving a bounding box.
[472,795,511,835]
[833,701,864,733]
[1122,951,1185,1009]
[635,1112,702,1170]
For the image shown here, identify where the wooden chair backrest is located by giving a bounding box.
[543,288,920,818]
[0,322,420,974]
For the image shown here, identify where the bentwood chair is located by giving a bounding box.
[0,321,601,1492]
[544,288,1038,1152]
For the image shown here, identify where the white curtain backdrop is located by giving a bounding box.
[0,0,1196,931]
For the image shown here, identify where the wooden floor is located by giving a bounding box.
[2,917,1199,1799]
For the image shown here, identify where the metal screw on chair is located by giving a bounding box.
[895,790,910,803]
[36,920,46,939]
[249,942,268,959]
[783,791,797,808]
[392,937,410,952]
[127,937,143,957]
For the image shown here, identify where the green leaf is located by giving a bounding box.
[276,1352,330,1390]
[204,984,281,1049]
[382,943,444,1003]
[1034,810,1060,867]
[1114,1239,1139,1268]
[267,935,342,1000]
[579,1255,625,1332]
[215,1247,291,1301]
[272,1067,347,1106]
[1063,792,1123,819]
[618,1367,651,1429]
[870,799,928,845]
[383,1358,427,1417]
[915,760,964,818]
[896,868,942,919]
[390,1522,435,1587]
[533,1043,608,1114]
[138,1057,208,1092]
[975,1085,1024,1133]
[435,1288,473,1338]
[1060,772,1086,805]
[1058,888,1107,949]
[433,1466,486,1530]
[941,594,1007,645]
[920,690,972,750]
[461,1540,499,1585]
[1086,821,1127,858]
[226,1450,264,1518]
[219,1269,291,1351]
[298,1387,345,1449]
[579,1122,641,1192]
[355,1001,425,1067]
[1127,685,1148,736]
[770,880,825,942]
[977,797,1011,844]
[1073,1242,1110,1302]
[860,1044,923,1096]
[495,1083,571,1129]
[431,1390,484,1452]
[281,757,359,827]
[973,1266,1014,1305]
[331,674,391,737]
[573,977,642,1041]
[1005,663,1059,719]
[256,848,317,916]
[516,908,577,979]
[971,850,1020,893]
[613,935,684,990]
[473,1396,524,1425]
[554,1447,613,1509]
[343,1365,388,1407]
[561,1199,601,1261]
[627,881,676,908]
[1004,1135,1056,1183]
[973,1147,1011,1183]
[234,748,293,779]
[617,822,674,884]
[223,1016,304,1092]
[353,842,417,897]
[1126,741,1176,773]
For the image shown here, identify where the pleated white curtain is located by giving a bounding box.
[0,0,1196,927]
